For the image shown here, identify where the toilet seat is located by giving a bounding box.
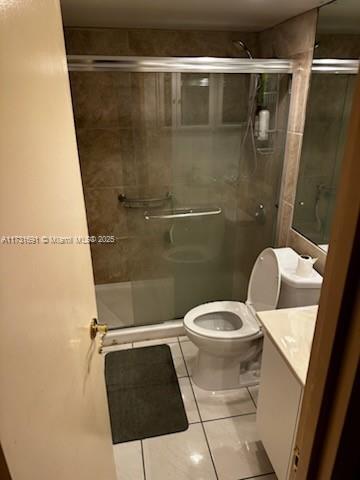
[184,301,261,340]
[184,248,281,342]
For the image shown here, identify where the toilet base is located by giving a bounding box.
[192,350,241,391]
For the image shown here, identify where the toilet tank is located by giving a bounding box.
[274,248,323,309]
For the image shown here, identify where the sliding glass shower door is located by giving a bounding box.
[68,58,291,328]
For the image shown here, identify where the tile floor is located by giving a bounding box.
[105,336,276,480]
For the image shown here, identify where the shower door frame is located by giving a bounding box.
[67,55,294,74]
[68,54,295,343]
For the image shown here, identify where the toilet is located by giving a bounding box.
[184,247,323,391]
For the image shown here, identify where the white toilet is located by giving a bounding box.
[184,247,322,391]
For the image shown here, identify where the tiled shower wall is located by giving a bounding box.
[65,28,287,296]
[65,27,271,288]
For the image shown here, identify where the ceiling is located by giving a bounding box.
[60,0,328,31]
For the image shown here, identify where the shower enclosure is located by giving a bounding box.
[67,56,292,330]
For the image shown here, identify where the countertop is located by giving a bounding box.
[257,306,318,386]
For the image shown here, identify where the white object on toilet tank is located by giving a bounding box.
[296,255,317,277]
[258,109,270,141]
[274,248,323,308]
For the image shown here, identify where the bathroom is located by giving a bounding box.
[0,1,359,479]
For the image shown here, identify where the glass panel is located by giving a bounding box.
[181,73,210,125]
[69,69,290,329]
[163,73,173,127]
[221,74,249,124]
[293,74,356,246]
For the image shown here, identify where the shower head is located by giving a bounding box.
[233,40,253,59]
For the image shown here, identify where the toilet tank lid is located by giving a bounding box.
[274,247,323,289]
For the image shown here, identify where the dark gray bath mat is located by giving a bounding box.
[105,345,189,444]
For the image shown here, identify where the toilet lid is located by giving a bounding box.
[247,248,281,312]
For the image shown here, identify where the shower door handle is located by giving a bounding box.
[90,318,108,340]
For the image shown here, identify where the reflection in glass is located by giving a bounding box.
[181,73,210,126]
[293,74,356,246]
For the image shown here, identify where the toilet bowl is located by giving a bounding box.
[184,247,323,391]
[185,301,262,390]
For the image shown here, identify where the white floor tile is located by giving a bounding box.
[178,335,189,342]
[180,341,198,375]
[204,414,273,480]
[170,343,188,377]
[192,382,256,421]
[179,377,201,424]
[133,337,179,347]
[113,441,144,480]
[143,424,217,480]
[248,385,259,407]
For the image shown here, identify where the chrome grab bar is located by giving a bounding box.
[144,207,222,220]
[119,192,172,208]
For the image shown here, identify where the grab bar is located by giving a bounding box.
[119,192,172,208]
[144,207,222,220]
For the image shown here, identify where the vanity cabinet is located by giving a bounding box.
[257,335,303,480]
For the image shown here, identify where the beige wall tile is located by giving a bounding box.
[65,27,129,55]
[84,188,128,238]
[127,29,259,57]
[259,9,317,58]
[287,51,313,134]
[70,72,121,128]
[90,239,130,283]
[277,201,293,246]
[315,33,360,59]
[281,132,303,205]
[77,128,123,187]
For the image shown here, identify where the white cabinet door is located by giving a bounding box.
[257,335,303,480]
[0,1,117,479]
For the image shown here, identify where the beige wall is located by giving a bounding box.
[259,9,328,274]
[0,1,116,478]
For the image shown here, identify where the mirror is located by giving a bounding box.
[292,0,360,251]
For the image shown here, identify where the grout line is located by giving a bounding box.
[179,341,219,480]
[178,340,194,379]
[247,386,258,410]
[140,440,147,480]
[178,341,192,379]
[187,410,255,426]
[201,411,256,424]
[199,421,219,480]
